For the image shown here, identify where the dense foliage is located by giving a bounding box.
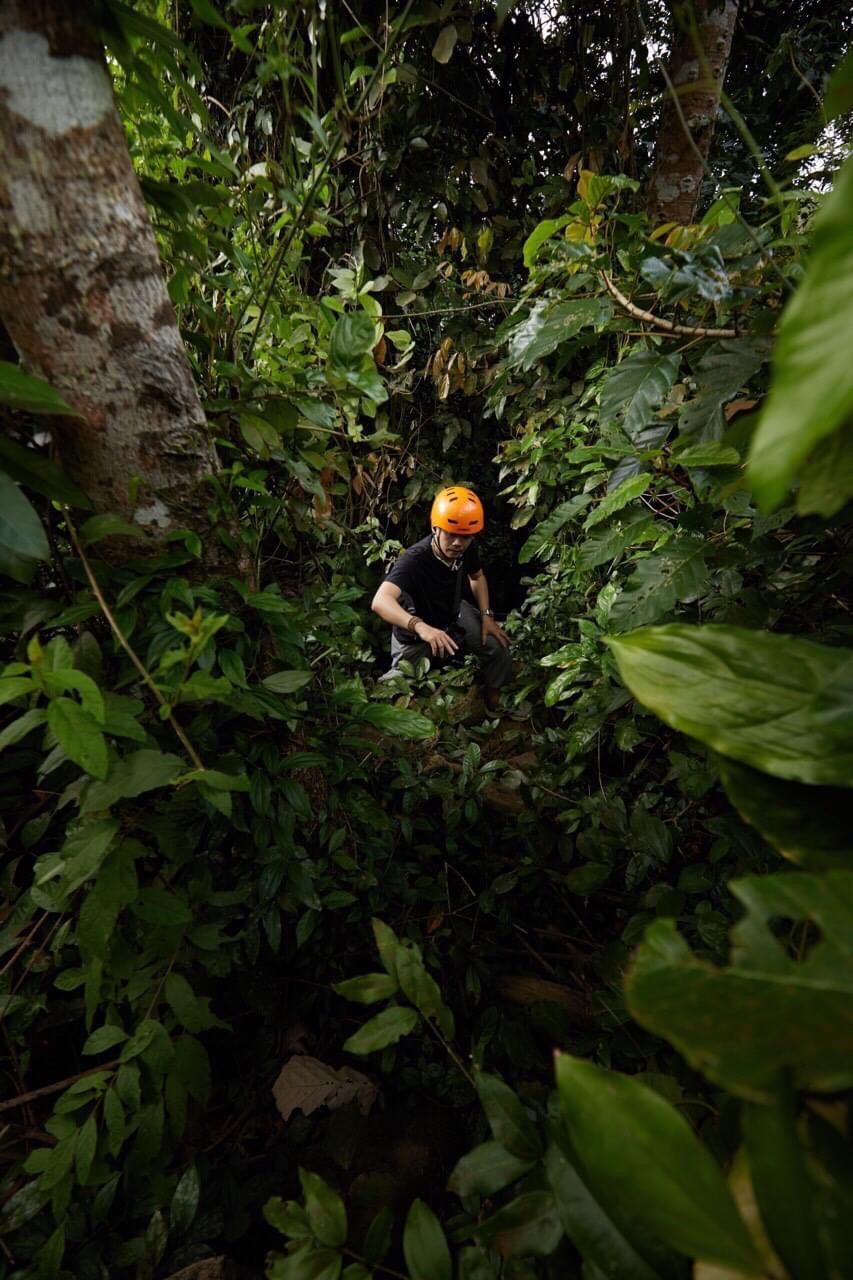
[0,3,852,1279]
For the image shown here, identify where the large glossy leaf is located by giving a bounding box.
[599,350,680,438]
[328,314,376,371]
[342,1006,419,1054]
[576,514,657,571]
[0,361,79,415]
[507,298,612,371]
[678,341,769,443]
[607,538,707,632]
[718,758,853,869]
[584,474,651,530]
[607,624,853,786]
[626,871,853,1098]
[556,1054,760,1272]
[544,1138,663,1280]
[47,698,108,779]
[0,470,50,583]
[748,156,853,509]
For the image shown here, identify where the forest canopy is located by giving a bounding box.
[0,2,852,1279]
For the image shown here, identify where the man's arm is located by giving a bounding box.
[468,569,510,648]
[371,581,458,658]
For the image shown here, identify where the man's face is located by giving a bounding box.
[436,528,473,559]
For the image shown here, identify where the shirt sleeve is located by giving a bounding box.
[464,541,482,574]
[385,549,418,594]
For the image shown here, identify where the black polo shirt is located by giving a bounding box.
[385,535,481,642]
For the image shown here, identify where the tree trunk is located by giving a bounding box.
[647,0,739,226]
[0,1,224,554]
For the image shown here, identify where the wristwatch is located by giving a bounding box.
[480,608,495,618]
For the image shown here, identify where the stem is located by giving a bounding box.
[599,272,738,338]
[64,515,205,772]
[0,1061,120,1115]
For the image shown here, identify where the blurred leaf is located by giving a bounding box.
[556,1054,760,1271]
[627,871,853,1097]
[0,437,91,507]
[607,624,853,786]
[825,46,853,121]
[719,758,853,869]
[299,1168,347,1248]
[403,1199,451,1280]
[0,470,50,582]
[359,703,435,739]
[0,361,79,415]
[475,1071,542,1161]
[475,1192,563,1258]
[431,25,458,64]
[448,1142,534,1197]
[748,156,853,509]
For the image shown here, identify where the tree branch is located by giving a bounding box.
[599,272,737,339]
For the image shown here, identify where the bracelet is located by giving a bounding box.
[407,615,423,635]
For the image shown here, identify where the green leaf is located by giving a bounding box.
[372,918,400,982]
[607,537,708,632]
[359,703,435,739]
[507,298,613,371]
[83,1025,128,1054]
[270,1248,342,1280]
[474,1192,563,1259]
[606,623,853,786]
[797,419,853,517]
[47,698,108,779]
[0,1181,48,1233]
[0,361,79,415]
[673,441,741,468]
[394,939,454,1036]
[555,1054,760,1272]
[364,1206,393,1265]
[131,887,193,926]
[742,1084,828,1280]
[332,973,398,1004]
[825,46,853,122]
[403,1199,452,1280]
[0,436,91,507]
[329,313,376,371]
[83,750,183,812]
[342,1005,419,1054]
[0,470,50,582]
[262,670,314,694]
[299,1168,347,1248]
[165,973,209,1032]
[523,215,571,268]
[431,25,458,65]
[448,1141,535,1197]
[577,514,657,570]
[678,340,769,443]
[44,668,104,722]
[626,872,853,1099]
[718,757,853,870]
[518,494,591,563]
[0,707,47,751]
[475,1071,542,1161]
[748,156,853,509]
[599,351,680,438]
[75,1113,98,1184]
[544,1138,662,1280]
[584,474,651,530]
[79,513,148,546]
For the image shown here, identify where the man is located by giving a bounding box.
[371,486,512,711]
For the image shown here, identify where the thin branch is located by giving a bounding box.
[600,271,737,338]
[64,515,205,772]
[0,1061,120,1115]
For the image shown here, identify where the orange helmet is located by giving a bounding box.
[430,486,484,534]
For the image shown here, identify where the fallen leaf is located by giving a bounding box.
[272,1055,377,1122]
[164,1259,226,1280]
[724,397,758,421]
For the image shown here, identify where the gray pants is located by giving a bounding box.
[380,598,512,689]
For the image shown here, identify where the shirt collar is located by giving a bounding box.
[430,535,462,571]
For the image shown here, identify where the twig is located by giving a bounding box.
[0,1061,120,1115]
[0,913,48,980]
[600,272,737,338]
[64,515,205,772]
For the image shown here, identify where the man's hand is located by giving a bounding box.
[414,622,459,659]
[481,615,510,648]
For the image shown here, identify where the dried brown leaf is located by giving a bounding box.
[272,1055,377,1123]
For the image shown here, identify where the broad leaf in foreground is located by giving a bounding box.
[556,1054,760,1273]
[0,470,50,583]
[748,155,853,509]
[403,1199,451,1280]
[719,758,853,869]
[626,872,853,1098]
[607,624,853,786]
